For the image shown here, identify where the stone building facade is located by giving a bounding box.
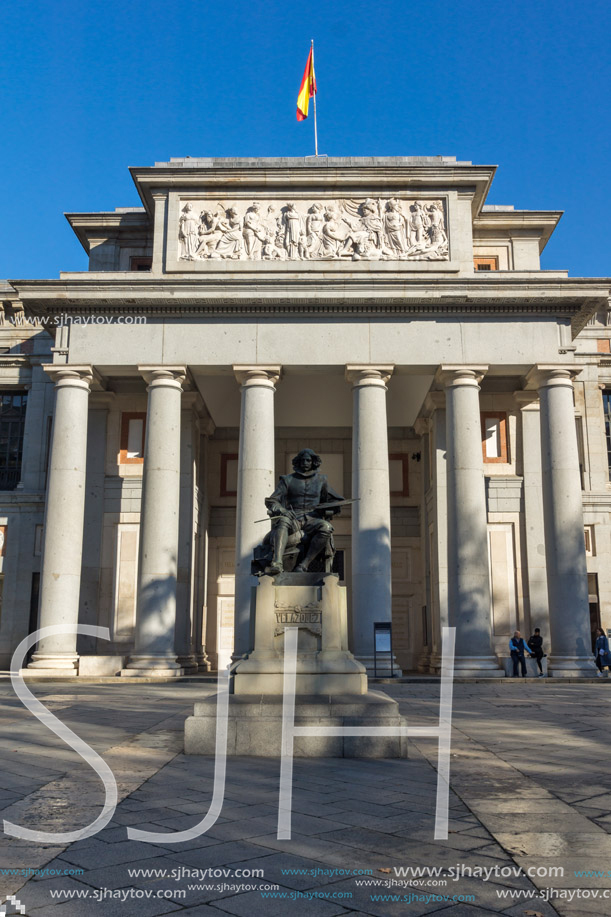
[0,156,610,677]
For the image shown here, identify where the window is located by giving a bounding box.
[130,257,152,272]
[0,392,28,490]
[584,525,596,556]
[119,413,146,463]
[481,412,508,463]
[604,390,611,479]
[474,256,499,271]
[220,453,239,497]
[389,454,409,496]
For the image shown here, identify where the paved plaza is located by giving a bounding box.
[1,680,610,916]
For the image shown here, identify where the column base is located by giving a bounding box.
[415,650,433,673]
[176,654,199,674]
[121,655,184,678]
[357,655,403,677]
[451,655,505,678]
[547,655,598,678]
[196,650,212,672]
[26,653,79,677]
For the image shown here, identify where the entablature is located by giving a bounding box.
[10,274,610,338]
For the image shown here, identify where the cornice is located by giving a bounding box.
[473,210,563,252]
[129,162,497,217]
[65,211,152,255]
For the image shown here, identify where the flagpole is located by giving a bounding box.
[311,39,318,157]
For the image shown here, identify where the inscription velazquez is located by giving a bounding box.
[274,602,322,637]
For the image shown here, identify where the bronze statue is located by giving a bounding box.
[252,449,344,576]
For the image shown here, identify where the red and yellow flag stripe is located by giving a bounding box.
[296,46,316,121]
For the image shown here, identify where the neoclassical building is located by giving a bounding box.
[1,156,610,678]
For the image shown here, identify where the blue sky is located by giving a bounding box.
[1,0,609,279]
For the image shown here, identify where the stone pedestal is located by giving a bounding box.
[185,572,407,758]
[185,692,407,758]
[233,573,367,695]
[502,656,548,678]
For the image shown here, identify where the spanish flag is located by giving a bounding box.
[296,45,316,121]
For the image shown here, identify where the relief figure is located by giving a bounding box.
[283,203,305,259]
[304,203,324,258]
[242,202,266,260]
[209,207,243,260]
[195,210,223,258]
[178,203,200,260]
[321,207,347,257]
[384,199,408,256]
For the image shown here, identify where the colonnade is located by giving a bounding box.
[28,361,595,678]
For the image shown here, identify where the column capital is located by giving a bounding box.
[435,365,488,388]
[43,364,103,391]
[138,365,187,389]
[233,365,281,389]
[345,364,394,387]
[525,364,583,391]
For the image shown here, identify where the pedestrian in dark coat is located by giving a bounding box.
[594,628,611,677]
[527,628,547,677]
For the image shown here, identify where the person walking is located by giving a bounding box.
[594,628,611,677]
[509,630,532,678]
[527,628,547,677]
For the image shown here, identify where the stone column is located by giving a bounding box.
[416,393,449,674]
[515,392,550,637]
[124,367,186,676]
[233,366,281,658]
[527,365,596,676]
[174,398,199,674]
[346,365,399,672]
[79,392,113,654]
[195,421,213,671]
[439,365,503,677]
[28,366,95,675]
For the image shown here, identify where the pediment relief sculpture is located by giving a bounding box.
[178,198,448,262]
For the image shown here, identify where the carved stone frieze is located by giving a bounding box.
[177,198,449,263]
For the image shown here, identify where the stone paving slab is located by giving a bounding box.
[4,682,611,915]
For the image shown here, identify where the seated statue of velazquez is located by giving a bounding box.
[251,448,344,576]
